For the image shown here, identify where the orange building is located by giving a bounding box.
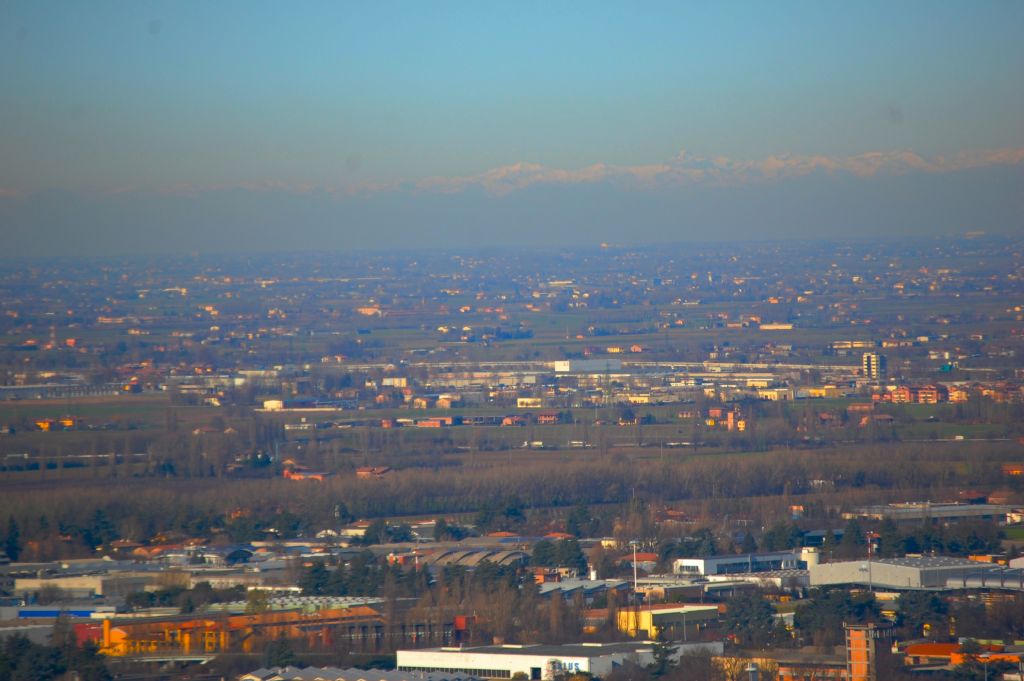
[889,386,913,404]
[949,651,1022,666]
[845,623,894,681]
[947,385,970,403]
[903,642,962,666]
[913,385,947,404]
[536,410,561,425]
[772,623,912,681]
[75,606,385,657]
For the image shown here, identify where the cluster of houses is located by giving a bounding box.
[872,382,1024,404]
[6,504,1024,680]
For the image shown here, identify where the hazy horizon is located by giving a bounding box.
[2,1,1022,256]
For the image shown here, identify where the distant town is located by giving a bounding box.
[2,237,1024,681]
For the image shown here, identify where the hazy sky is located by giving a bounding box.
[2,1,1022,255]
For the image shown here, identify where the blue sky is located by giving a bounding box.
[1,1,1022,254]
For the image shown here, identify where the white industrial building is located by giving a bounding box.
[843,503,1010,525]
[13,573,157,600]
[947,565,1024,591]
[672,551,801,576]
[241,667,479,681]
[809,556,988,590]
[552,359,622,373]
[704,569,810,590]
[397,641,723,680]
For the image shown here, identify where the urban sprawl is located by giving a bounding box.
[1,237,1024,681]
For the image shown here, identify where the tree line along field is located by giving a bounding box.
[1,390,1022,502]
[1,431,1022,560]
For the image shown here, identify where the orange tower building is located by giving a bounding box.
[844,622,893,681]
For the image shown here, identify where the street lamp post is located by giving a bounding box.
[630,540,640,594]
[629,540,640,636]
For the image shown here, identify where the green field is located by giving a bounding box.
[1004,526,1024,541]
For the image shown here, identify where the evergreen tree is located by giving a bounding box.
[762,522,801,552]
[723,591,782,648]
[0,629,110,681]
[877,518,902,558]
[532,539,558,567]
[566,503,591,538]
[10,644,62,681]
[647,636,676,677]
[389,523,414,543]
[246,590,271,614]
[589,544,615,579]
[83,510,117,549]
[821,528,838,562]
[837,519,867,560]
[299,561,330,596]
[362,519,389,545]
[793,588,878,648]
[332,502,352,525]
[897,591,948,639]
[474,503,497,532]
[434,517,449,541]
[554,539,588,574]
[4,516,21,561]
[67,640,111,681]
[263,637,298,668]
[691,528,718,557]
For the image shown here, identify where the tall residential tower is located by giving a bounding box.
[862,352,887,380]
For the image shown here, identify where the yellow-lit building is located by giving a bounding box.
[617,604,719,640]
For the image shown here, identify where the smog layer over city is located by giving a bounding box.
[1,3,1023,681]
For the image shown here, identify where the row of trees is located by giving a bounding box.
[298,553,429,598]
[125,582,246,613]
[719,588,879,650]
[531,538,588,573]
[296,554,599,646]
[297,545,588,603]
[728,587,1024,661]
[736,516,1005,563]
[0,438,1019,561]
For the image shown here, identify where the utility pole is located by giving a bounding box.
[630,539,640,636]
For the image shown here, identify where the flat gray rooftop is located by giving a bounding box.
[423,642,658,657]
[870,557,979,568]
